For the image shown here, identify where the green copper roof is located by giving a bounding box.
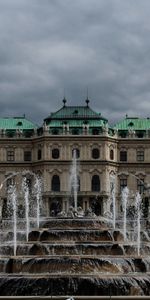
[44,102,108,128]
[45,103,106,119]
[0,117,37,130]
[114,117,150,130]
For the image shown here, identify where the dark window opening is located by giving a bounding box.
[52,129,59,135]
[38,149,42,160]
[52,175,60,192]
[120,151,127,161]
[92,148,100,159]
[72,128,79,135]
[92,128,99,135]
[24,151,32,161]
[110,149,114,160]
[92,175,100,192]
[119,131,127,138]
[52,148,60,159]
[136,131,145,138]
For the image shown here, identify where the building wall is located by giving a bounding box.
[0,131,149,218]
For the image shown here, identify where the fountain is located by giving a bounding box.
[70,149,79,211]
[135,192,142,256]
[121,187,129,241]
[0,168,150,296]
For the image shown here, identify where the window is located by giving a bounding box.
[52,148,60,159]
[92,175,100,192]
[119,131,127,138]
[120,151,127,161]
[137,178,144,194]
[110,149,114,160]
[92,148,100,159]
[137,150,144,161]
[38,149,42,160]
[92,128,99,135]
[72,128,79,135]
[120,178,127,192]
[72,148,80,158]
[7,150,15,161]
[136,131,144,138]
[24,151,32,161]
[52,175,60,192]
[52,129,59,135]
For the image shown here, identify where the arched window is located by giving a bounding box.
[92,175,100,192]
[92,148,100,159]
[52,175,60,192]
[52,148,60,159]
[110,149,114,160]
[72,148,80,158]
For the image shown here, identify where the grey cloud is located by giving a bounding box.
[0,0,150,125]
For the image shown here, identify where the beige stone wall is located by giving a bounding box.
[0,133,150,217]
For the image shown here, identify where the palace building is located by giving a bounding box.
[0,98,150,219]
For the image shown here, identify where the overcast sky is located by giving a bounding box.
[0,0,150,125]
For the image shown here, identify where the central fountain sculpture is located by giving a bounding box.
[0,158,150,296]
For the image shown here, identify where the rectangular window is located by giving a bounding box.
[7,150,15,161]
[120,178,127,192]
[24,151,32,161]
[137,179,144,194]
[120,151,127,162]
[137,150,144,161]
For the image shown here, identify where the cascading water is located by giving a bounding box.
[135,192,142,256]
[70,149,78,211]
[121,186,129,241]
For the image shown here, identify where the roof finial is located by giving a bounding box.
[85,87,90,107]
[63,97,67,107]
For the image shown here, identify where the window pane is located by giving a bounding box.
[38,149,42,160]
[52,148,59,159]
[52,175,60,191]
[110,149,114,160]
[92,148,100,159]
[137,150,144,161]
[7,150,14,161]
[137,179,144,194]
[92,175,100,192]
[24,151,32,161]
[120,151,127,161]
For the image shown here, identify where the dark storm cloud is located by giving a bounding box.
[0,0,150,125]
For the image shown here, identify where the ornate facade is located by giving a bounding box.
[0,99,150,219]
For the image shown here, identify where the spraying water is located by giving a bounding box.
[135,192,142,256]
[8,184,17,256]
[121,187,129,241]
[34,176,42,228]
[22,177,30,241]
[110,175,116,229]
[70,149,78,211]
